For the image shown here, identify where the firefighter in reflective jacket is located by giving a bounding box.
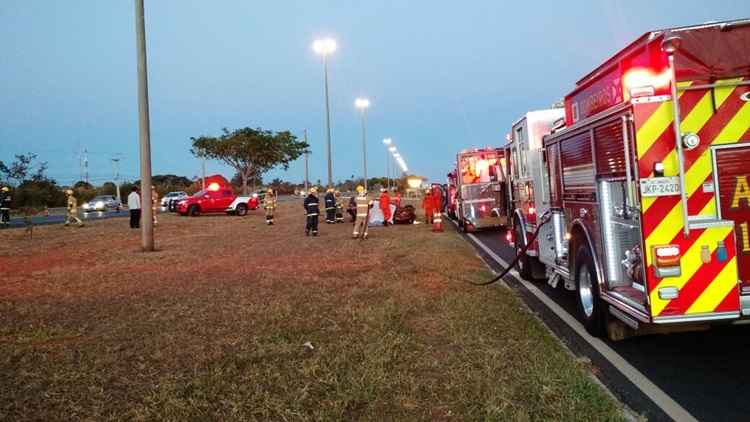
[324,188,336,224]
[353,185,371,239]
[304,187,320,236]
[0,186,11,227]
[264,188,276,225]
[64,189,84,227]
[379,188,391,226]
[422,189,434,224]
[334,190,345,223]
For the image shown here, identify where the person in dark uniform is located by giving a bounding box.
[324,187,336,224]
[304,187,320,236]
[0,186,11,227]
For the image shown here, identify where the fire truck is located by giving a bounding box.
[454,148,509,231]
[506,19,750,339]
[445,170,458,219]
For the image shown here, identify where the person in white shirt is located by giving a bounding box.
[127,186,141,229]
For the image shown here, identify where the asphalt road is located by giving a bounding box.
[463,225,749,422]
[3,210,131,229]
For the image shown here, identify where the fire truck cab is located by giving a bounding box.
[508,19,750,339]
[455,148,509,231]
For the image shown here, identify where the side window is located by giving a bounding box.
[516,126,528,177]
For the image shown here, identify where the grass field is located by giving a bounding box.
[0,201,625,421]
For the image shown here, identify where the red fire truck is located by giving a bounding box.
[454,148,509,231]
[507,19,750,339]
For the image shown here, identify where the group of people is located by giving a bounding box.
[300,186,404,239]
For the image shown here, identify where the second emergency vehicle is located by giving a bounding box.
[506,19,750,339]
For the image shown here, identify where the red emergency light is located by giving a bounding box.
[623,67,671,98]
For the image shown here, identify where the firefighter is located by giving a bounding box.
[422,189,434,224]
[64,189,84,227]
[0,186,11,227]
[151,186,159,225]
[391,189,402,208]
[304,187,319,236]
[334,190,345,223]
[353,185,371,239]
[324,187,336,224]
[264,188,276,225]
[379,188,391,226]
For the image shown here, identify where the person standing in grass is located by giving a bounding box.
[379,188,391,226]
[64,189,84,227]
[324,187,336,224]
[334,190,345,223]
[151,186,159,226]
[353,185,371,239]
[391,189,401,208]
[0,186,11,227]
[128,186,141,229]
[304,187,320,236]
[264,188,276,225]
[422,189,434,224]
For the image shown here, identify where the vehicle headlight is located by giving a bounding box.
[83,203,90,209]
[252,193,258,198]
[95,201,104,208]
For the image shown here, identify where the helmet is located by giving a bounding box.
[267,188,273,194]
[327,187,334,193]
[380,188,386,193]
[66,189,74,195]
[1,186,9,192]
[356,185,365,193]
[310,187,318,193]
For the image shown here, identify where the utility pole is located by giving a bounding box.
[83,148,89,184]
[135,0,154,252]
[304,129,310,193]
[111,156,121,202]
[201,155,206,191]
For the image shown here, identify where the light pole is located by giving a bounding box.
[313,38,336,188]
[389,145,397,187]
[355,97,370,191]
[134,0,154,252]
[304,129,310,193]
[111,156,121,202]
[383,138,392,190]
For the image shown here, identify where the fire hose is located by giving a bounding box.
[468,210,551,286]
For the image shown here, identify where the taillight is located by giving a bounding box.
[528,207,536,215]
[480,205,487,212]
[506,231,513,245]
[653,244,681,278]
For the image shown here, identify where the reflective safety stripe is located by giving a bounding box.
[326,207,335,210]
[357,214,367,217]
[307,213,318,216]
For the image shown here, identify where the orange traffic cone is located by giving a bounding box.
[432,211,444,232]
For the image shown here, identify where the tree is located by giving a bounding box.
[0,153,47,186]
[191,127,308,194]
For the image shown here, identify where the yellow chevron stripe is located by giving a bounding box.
[644,202,684,260]
[687,257,739,314]
[713,78,745,105]
[635,82,694,160]
[637,104,674,160]
[650,225,732,316]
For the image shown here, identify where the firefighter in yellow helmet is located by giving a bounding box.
[0,186,11,227]
[151,186,159,225]
[334,189,345,223]
[352,185,372,239]
[303,187,320,236]
[264,188,276,225]
[64,189,84,227]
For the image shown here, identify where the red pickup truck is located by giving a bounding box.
[176,176,259,217]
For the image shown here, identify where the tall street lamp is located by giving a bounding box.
[134,0,154,251]
[355,97,370,191]
[313,38,336,188]
[382,138,392,190]
[389,145,397,185]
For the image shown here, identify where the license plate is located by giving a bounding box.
[640,177,681,197]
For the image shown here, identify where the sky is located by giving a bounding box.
[1,1,746,186]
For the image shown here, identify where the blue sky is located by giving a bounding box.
[0,1,745,186]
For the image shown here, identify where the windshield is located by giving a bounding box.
[192,190,206,197]
[92,196,112,201]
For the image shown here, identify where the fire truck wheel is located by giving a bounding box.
[236,204,248,216]
[188,205,200,217]
[514,225,533,280]
[575,246,606,337]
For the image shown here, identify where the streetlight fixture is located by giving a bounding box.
[355,97,370,191]
[382,138,392,190]
[313,37,337,188]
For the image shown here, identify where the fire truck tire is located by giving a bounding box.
[575,246,606,337]
[514,225,534,280]
[236,203,248,216]
[188,205,200,217]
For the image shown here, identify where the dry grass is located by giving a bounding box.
[0,201,623,421]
